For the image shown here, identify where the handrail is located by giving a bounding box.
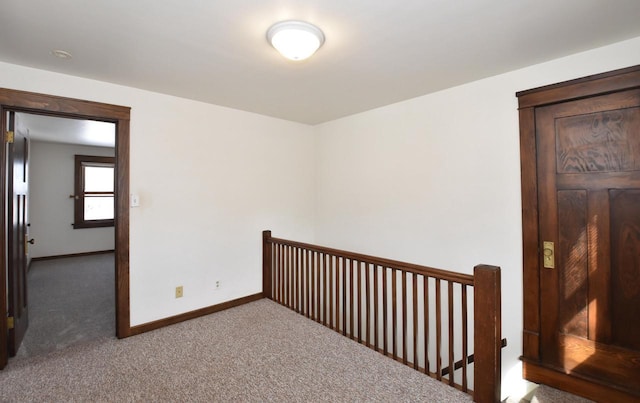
[262,230,502,403]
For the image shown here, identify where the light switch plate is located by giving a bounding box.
[130,194,140,207]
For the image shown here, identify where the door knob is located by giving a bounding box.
[25,236,35,255]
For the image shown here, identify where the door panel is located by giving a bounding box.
[610,189,640,351]
[556,190,588,339]
[6,111,29,356]
[536,88,640,394]
[555,107,640,173]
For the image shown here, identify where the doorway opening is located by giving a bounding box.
[17,113,116,358]
[0,89,131,369]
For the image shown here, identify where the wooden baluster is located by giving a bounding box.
[296,248,304,313]
[299,248,303,314]
[436,278,442,380]
[295,247,304,315]
[342,258,347,336]
[288,246,296,311]
[328,255,333,330]
[462,283,468,392]
[272,244,277,303]
[302,248,306,314]
[392,268,397,360]
[293,247,298,312]
[413,273,419,370]
[424,275,430,374]
[374,265,379,351]
[323,253,329,326]
[402,270,407,365]
[274,243,278,301]
[318,252,322,324]
[357,261,362,343]
[332,257,337,332]
[316,253,327,323]
[448,281,454,386]
[316,252,324,323]
[279,244,284,305]
[288,245,293,308]
[382,267,388,356]
[283,245,288,307]
[365,262,371,348]
[349,259,354,339]
[306,249,311,319]
[272,243,278,302]
[310,251,316,320]
[290,246,294,310]
[269,244,278,301]
[282,245,286,307]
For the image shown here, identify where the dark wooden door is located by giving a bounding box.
[536,88,640,396]
[6,111,29,356]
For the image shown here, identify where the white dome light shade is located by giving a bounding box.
[267,20,325,61]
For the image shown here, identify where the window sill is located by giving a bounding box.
[73,220,114,229]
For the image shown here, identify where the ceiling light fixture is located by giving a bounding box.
[267,20,325,61]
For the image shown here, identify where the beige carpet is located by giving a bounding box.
[1,299,472,402]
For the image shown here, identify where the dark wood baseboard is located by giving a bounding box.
[128,293,264,337]
[522,359,640,403]
[31,250,115,262]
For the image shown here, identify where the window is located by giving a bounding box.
[73,155,115,229]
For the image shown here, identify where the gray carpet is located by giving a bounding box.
[1,299,472,402]
[16,253,115,358]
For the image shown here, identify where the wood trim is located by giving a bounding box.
[114,117,130,338]
[522,360,640,403]
[0,88,131,369]
[518,106,541,361]
[31,250,115,262]
[129,293,264,336]
[0,88,130,120]
[516,65,640,108]
[0,103,8,368]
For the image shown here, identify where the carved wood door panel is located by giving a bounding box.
[536,88,640,395]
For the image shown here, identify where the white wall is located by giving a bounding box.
[314,36,640,399]
[0,61,316,326]
[29,141,115,258]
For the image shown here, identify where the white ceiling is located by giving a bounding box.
[17,113,115,148]
[1,1,640,125]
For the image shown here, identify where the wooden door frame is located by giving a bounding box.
[0,88,132,369]
[516,65,640,400]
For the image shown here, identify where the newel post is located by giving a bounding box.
[262,230,272,299]
[473,265,502,403]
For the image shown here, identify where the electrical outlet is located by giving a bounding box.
[175,286,183,298]
[215,281,221,290]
